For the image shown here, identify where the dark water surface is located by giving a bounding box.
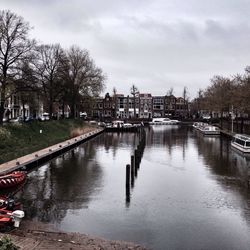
[19,126,250,249]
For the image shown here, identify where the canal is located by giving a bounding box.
[18,126,250,249]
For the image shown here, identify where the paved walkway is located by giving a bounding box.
[2,226,146,250]
[0,128,104,175]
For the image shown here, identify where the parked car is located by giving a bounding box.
[80,112,87,119]
[38,113,49,121]
[25,116,35,122]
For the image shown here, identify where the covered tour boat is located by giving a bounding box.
[231,134,250,153]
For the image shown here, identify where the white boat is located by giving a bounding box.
[149,118,179,125]
[112,120,124,128]
[231,134,250,153]
[193,122,207,130]
[199,125,220,135]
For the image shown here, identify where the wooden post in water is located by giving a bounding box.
[135,148,140,170]
[126,164,131,205]
[134,150,138,177]
[131,155,135,187]
[126,164,130,188]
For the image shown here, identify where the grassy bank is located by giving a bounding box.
[0,119,95,164]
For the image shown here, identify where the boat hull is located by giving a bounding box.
[0,172,26,189]
[231,142,250,153]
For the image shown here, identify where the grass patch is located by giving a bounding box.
[0,119,95,164]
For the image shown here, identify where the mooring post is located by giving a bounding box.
[134,150,138,177]
[131,155,135,186]
[126,164,131,206]
[126,164,130,188]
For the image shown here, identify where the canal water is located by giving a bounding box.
[18,126,250,249]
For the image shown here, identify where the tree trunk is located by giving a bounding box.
[0,102,4,125]
[0,87,6,125]
[70,101,75,119]
[22,102,26,121]
[240,117,244,134]
[49,101,53,119]
[62,100,65,119]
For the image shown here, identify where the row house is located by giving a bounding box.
[116,95,140,119]
[92,93,115,119]
[4,94,30,119]
[91,93,190,120]
[165,95,177,116]
[152,96,164,117]
[175,97,189,117]
[140,94,152,118]
[116,94,126,119]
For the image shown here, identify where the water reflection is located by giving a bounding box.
[194,132,250,188]
[14,126,250,249]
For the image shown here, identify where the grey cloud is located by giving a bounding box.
[1,0,250,98]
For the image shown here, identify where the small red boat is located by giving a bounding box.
[0,171,26,189]
[0,208,25,232]
[0,196,22,211]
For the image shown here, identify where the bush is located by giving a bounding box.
[0,236,19,250]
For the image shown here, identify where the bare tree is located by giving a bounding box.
[0,10,35,124]
[167,87,174,96]
[64,46,105,118]
[183,86,189,117]
[112,87,117,118]
[130,84,139,118]
[33,44,66,118]
[204,75,234,126]
[15,60,38,120]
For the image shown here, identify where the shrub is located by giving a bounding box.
[0,236,19,250]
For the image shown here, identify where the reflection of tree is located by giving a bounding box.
[192,131,250,226]
[19,132,138,223]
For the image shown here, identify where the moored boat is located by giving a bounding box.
[0,208,25,231]
[0,196,22,211]
[149,118,180,125]
[0,171,26,189]
[231,134,250,153]
[199,125,220,135]
[193,122,207,130]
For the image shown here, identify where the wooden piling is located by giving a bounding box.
[131,155,135,187]
[126,164,131,206]
[126,164,130,187]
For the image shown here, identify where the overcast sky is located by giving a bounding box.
[2,0,250,98]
